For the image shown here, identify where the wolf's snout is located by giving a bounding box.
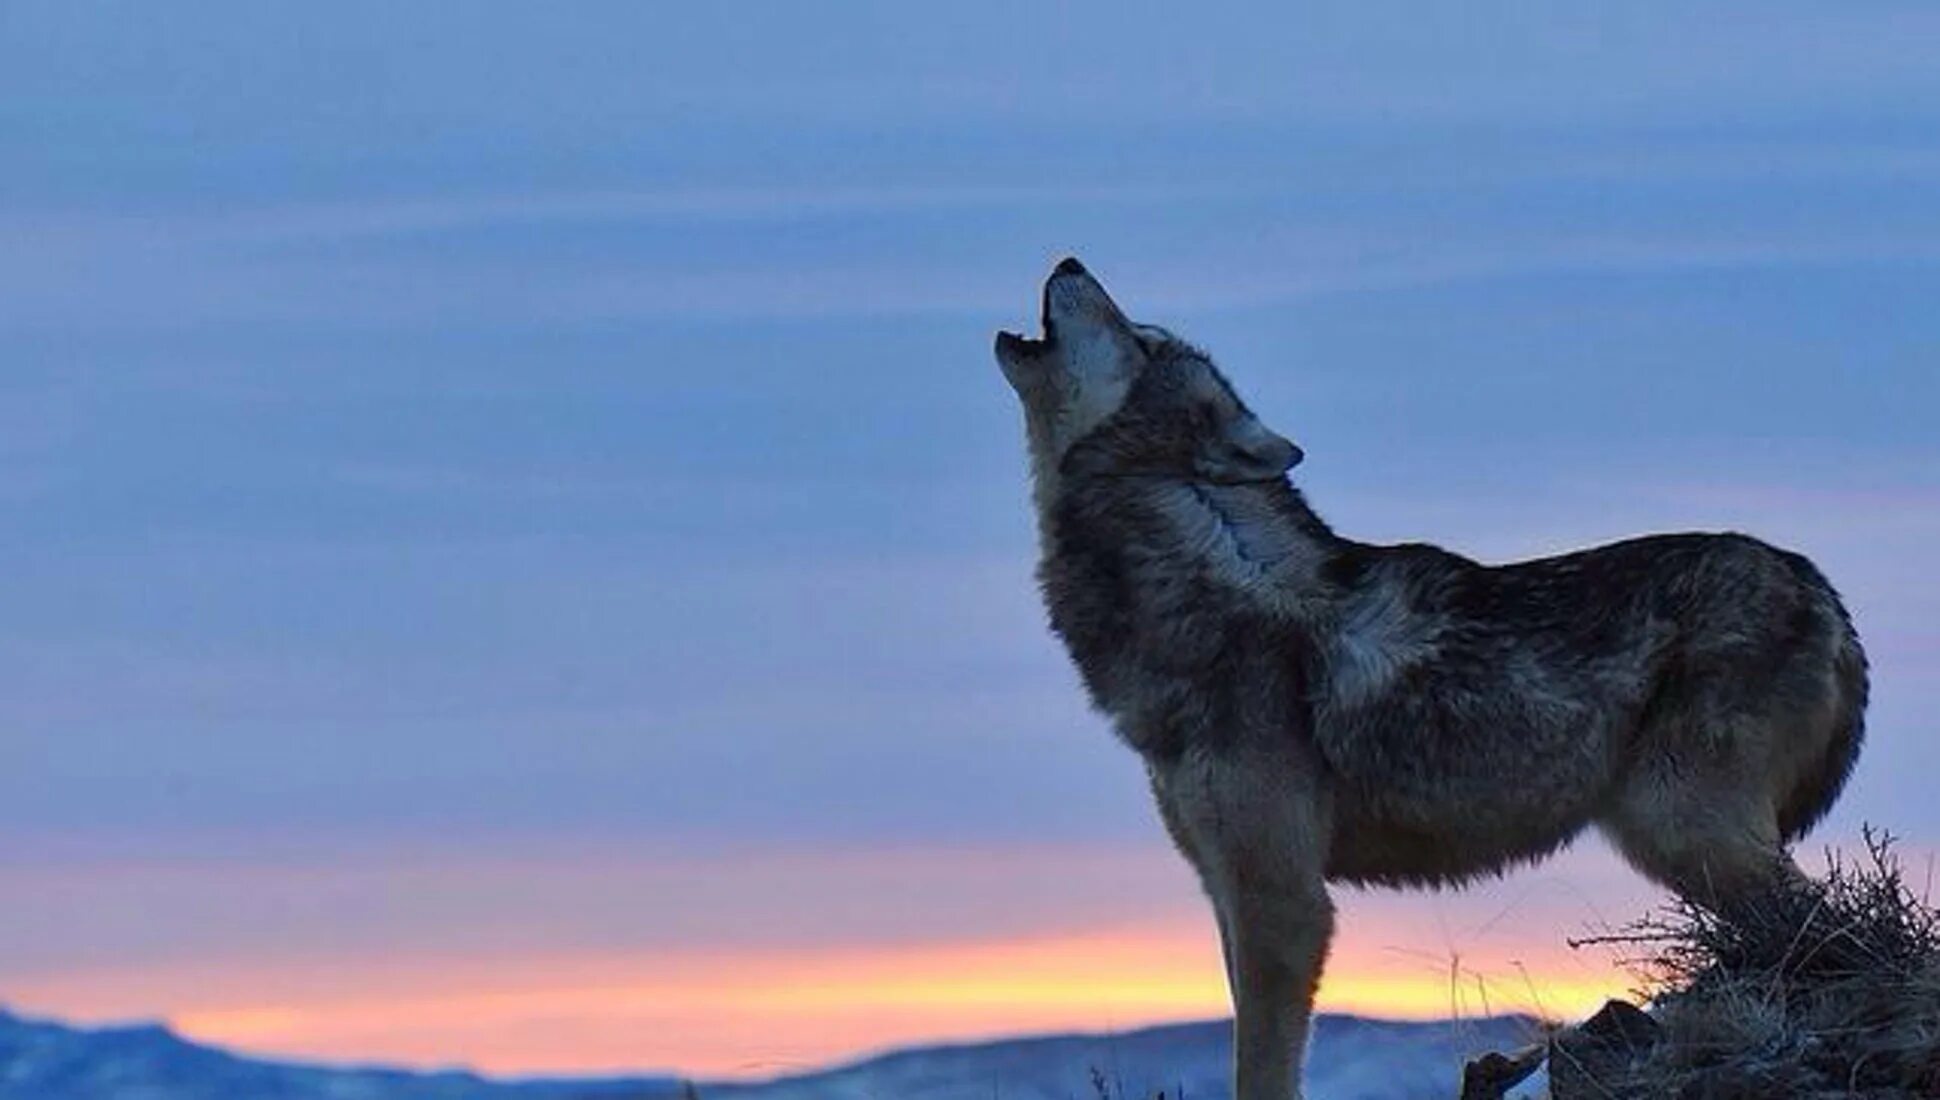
[1043,256,1125,334]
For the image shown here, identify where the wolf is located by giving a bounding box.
[994,258,1868,1100]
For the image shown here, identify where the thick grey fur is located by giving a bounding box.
[994,259,1867,1100]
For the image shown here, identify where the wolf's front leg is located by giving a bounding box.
[1153,750,1335,1099]
[1226,877,1334,1100]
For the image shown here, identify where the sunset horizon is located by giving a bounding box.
[0,835,1852,1078]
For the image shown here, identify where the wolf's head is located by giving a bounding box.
[995,258,1301,494]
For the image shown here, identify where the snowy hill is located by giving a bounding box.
[0,1007,1538,1100]
[0,1008,675,1100]
[702,1015,1538,1100]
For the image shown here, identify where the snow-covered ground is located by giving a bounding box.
[0,1006,1537,1100]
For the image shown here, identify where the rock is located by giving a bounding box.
[1549,999,1663,1097]
[1460,1043,1547,1099]
[1574,999,1661,1052]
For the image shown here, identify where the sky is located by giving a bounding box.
[3,0,1938,1080]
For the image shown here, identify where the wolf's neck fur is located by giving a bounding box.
[1036,472,1336,756]
[1043,473,1335,606]
[1170,481,1326,588]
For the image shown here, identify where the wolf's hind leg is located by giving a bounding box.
[1597,768,1805,914]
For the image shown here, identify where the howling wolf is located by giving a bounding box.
[994,258,1868,1100]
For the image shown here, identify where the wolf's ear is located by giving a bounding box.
[1197,417,1304,483]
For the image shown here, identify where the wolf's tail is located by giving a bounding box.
[1777,573,1869,843]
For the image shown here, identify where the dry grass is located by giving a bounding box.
[1546,829,1940,1098]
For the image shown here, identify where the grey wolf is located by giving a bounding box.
[993,258,1868,1100]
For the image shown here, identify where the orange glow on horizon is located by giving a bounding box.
[8,839,1677,1079]
[22,921,1637,1079]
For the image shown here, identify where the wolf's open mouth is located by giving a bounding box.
[995,330,1045,357]
[997,264,1074,357]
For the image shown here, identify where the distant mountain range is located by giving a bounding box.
[0,1006,1540,1100]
